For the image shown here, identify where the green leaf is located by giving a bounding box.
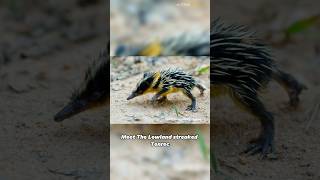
[211,149,219,174]
[172,105,179,117]
[196,65,210,75]
[197,129,209,161]
[285,15,320,38]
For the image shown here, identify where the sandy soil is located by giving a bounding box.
[110,124,210,180]
[1,0,319,179]
[213,0,320,179]
[0,1,210,179]
[0,1,109,179]
[110,57,210,124]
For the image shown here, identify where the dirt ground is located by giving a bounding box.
[213,0,320,179]
[1,0,319,179]
[110,124,210,180]
[0,1,109,179]
[0,1,210,179]
[110,57,210,124]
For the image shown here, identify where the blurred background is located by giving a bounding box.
[110,0,210,55]
[213,0,320,179]
[0,0,107,65]
[0,0,108,179]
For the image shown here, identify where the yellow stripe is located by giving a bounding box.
[139,42,162,56]
[162,87,181,96]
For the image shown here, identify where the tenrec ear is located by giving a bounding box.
[143,72,148,78]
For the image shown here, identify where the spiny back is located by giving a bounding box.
[71,47,109,102]
[211,20,274,94]
[159,68,196,91]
